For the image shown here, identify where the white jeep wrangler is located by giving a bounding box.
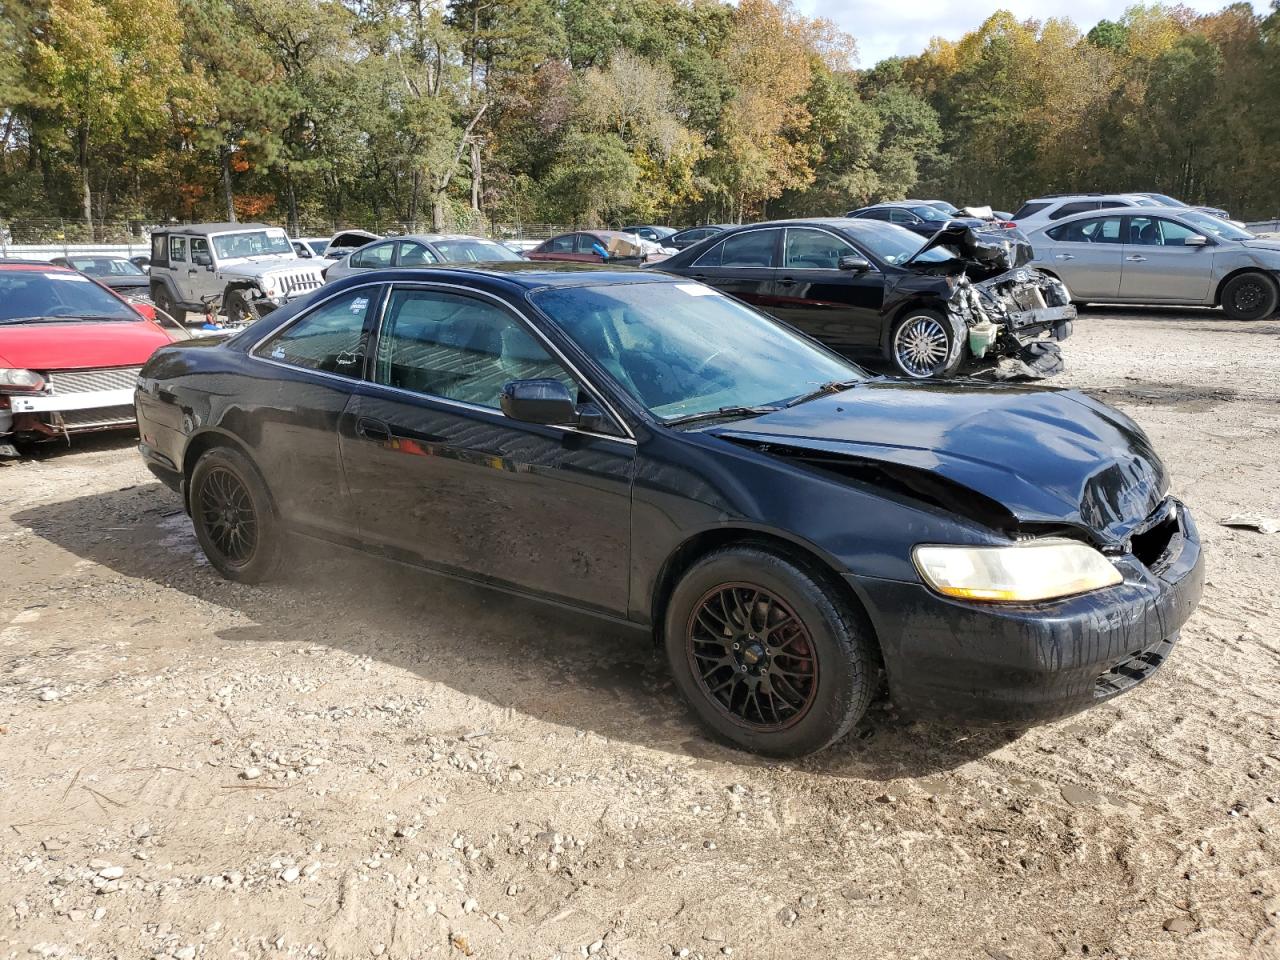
[147,223,327,324]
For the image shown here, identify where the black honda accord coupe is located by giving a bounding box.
[135,263,1202,757]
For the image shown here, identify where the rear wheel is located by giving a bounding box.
[1221,272,1279,321]
[889,308,962,378]
[151,284,185,325]
[189,446,283,583]
[664,545,877,757]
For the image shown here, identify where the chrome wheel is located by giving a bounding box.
[686,582,818,731]
[893,315,950,377]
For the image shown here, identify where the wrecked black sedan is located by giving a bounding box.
[136,264,1200,757]
[655,218,1075,379]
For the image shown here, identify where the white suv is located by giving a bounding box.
[1011,194,1160,231]
[148,223,327,324]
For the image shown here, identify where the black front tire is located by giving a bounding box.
[189,446,284,584]
[1221,272,1279,321]
[223,289,256,325]
[663,545,878,757]
[888,308,963,378]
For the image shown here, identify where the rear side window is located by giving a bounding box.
[351,242,395,269]
[1046,216,1123,243]
[699,229,779,268]
[151,234,169,268]
[1012,201,1050,220]
[397,242,438,266]
[546,235,576,253]
[1049,201,1102,220]
[256,289,373,375]
[169,236,187,263]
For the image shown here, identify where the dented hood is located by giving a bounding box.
[713,382,1168,545]
[906,223,1033,272]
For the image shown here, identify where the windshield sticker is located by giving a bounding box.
[270,347,286,359]
[46,272,92,281]
[351,297,368,313]
[674,283,721,297]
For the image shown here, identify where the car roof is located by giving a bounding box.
[1026,194,1146,204]
[1027,205,1197,228]
[160,222,278,236]
[324,261,681,292]
[0,258,73,270]
[676,224,737,232]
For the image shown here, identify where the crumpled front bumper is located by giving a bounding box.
[847,499,1204,725]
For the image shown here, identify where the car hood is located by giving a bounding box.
[906,223,1034,273]
[97,275,150,291]
[218,256,316,277]
[713,381,1168,546]
[0,320,173,370]
[1237,237,1280,255]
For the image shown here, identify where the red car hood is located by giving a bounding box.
[0,320,172,371]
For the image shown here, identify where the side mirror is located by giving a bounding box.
[1183,235,1209,247]
[838,255,872,272]
[192,252,212,267]
[501,379,579,426]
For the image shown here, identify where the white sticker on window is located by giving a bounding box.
[674,283,720,296]
[270,347,286,359]
[351,297,368,313]
[47,272,91,281]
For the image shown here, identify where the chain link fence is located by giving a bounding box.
[0,218,576,260]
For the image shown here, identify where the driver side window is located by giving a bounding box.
[783,228,857,270]
[190,238,211,265]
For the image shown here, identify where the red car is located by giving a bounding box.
[1,260,181,450]
[526,230,665,264]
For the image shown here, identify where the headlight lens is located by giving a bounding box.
[913,539,1122,603]
[0,368,46,392]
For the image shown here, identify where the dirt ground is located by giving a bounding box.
[1,306,1278,960]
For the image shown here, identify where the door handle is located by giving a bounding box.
[356,417,391,443]
[1126,255,1147,262]
[777,277,796,286]
[692,273,707,280]
[1056,254,1075,261]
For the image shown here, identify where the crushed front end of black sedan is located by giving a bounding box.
[900,224,1076,379]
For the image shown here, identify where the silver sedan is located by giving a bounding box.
[1024,207,1280,320]
[323,233,523,282]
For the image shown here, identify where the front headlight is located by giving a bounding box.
[0,368,47,392]
[912,538,1122,603]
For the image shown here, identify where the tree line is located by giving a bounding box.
[1,0,1278,239]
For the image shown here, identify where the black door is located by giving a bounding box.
[678,228,780,307]
[338,284,636,615]
[769,227,885,353]
[247,284,384,541]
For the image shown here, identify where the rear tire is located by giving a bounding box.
[1221,272,1279,321]
[189,446,284,583]
[663,545,877,757]
[151,284,185,325]
[888,308,963,378]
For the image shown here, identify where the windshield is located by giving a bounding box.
[925,201,959,214]
[1147,193,1185,207]
[430,239,522,262]
[530,281,863,421]
[849,221,952,265]
[66,257,145,276]
[1181,211,1254,241]
[211,229,293,259]
[1132,197,1161,207]
[908,205,952,222]
[0,271,138,322]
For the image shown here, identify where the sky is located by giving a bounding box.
[793,0,1272,65]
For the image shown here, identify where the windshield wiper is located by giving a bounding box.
[785,378,862,407]
[0,314,132,325]
[665,405,781,427]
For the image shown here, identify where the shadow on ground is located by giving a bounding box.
[15,482,1021,780]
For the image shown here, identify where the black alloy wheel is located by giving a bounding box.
[664,545,877,757]
[198,466,258,567]
[189,446,284,583]
[686,583,818,730]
